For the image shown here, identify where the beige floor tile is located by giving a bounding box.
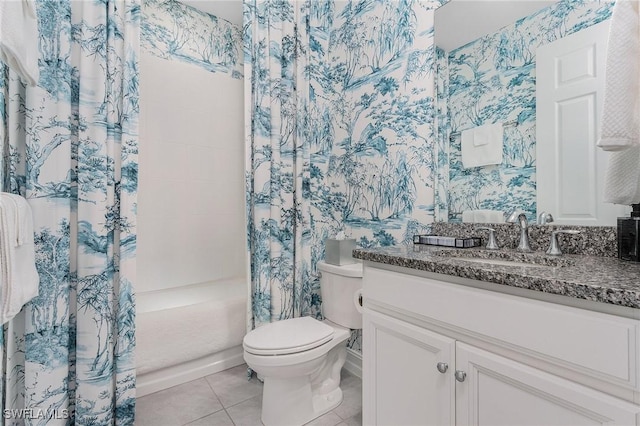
[135,378,223,426]
[332,372,362,421]
[205,364,263,408]
[136,366,361,426]
[304,410,343,426]
[340,411,362,426]
[226,394,264,426]
[185,409,235,426]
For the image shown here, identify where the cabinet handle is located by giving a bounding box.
[454,370,467,382]
[436,362,448,374]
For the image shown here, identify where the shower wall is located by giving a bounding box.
[138,0,244,293]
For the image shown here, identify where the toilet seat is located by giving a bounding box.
[243,317,334,356]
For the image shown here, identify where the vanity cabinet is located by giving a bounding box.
[364,310,455,425]
[362,265,640,426]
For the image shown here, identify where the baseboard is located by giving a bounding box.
[137,345,245,397]
[343,348,362,378]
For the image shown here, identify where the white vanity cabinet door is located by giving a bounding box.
[363,309,456,426]
[455,342,640,426]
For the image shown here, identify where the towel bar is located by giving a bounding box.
[449,119,519,142]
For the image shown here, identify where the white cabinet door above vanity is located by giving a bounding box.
[362,264,640,426]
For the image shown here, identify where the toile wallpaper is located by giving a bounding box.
[308,0,443,351]
[308,0,440,249]
[141,0,243,78]
[245,0,443,352]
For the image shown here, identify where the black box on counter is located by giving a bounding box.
[618,204,640,262]
[618,217,640,262]
[413,234,481,248]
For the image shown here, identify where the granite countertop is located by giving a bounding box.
[353,245,640,309]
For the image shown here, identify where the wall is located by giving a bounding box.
[138,0,244,292]
[306,0,442,350]
[437,1,613,223]
[141,0,243,78]
[308,0,440,249]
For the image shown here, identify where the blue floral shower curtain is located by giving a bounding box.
[0,0,139,424]
[244,0,318,329]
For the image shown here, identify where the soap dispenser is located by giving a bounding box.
[618,204,640,261]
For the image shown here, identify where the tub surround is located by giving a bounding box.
[353,243,640,309]
[136,278,247,397]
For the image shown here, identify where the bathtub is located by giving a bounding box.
[136,277,247,397]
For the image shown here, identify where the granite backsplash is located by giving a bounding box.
[430,223,617,257]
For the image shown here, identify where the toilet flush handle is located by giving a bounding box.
[353,289,363,314]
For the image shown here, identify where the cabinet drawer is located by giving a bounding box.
[364,267,640,391]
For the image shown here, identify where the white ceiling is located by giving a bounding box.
[178,0,243,26]
[435,0,557,51]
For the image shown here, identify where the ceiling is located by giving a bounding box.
[178,0,243,26]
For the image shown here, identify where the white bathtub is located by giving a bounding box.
[136,278,248,397]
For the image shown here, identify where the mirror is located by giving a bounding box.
[433,0,623,225]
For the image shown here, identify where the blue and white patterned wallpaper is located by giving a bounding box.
[306,0,443,351]
[246,0,443,353]
[141,0,243,78]
[437,1,613,223]
[308,0,440,249]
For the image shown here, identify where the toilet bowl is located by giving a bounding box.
[243,261,363,426]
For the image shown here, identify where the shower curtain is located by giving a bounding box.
[244,0,317,329]
[0,0,139,424]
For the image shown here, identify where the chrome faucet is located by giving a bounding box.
[476,227,499,250]
[537,211,554,225]
[546,229,580,256]
[507,210,532,252]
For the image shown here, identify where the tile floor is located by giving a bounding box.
[135,364,362,426]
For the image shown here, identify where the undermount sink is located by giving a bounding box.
[433,249,574,268]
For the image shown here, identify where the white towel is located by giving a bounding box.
[603,146,640,204]
[0,0,39,87]
[461,123,503,169]
[597,0,639,151]
[597,0,640,204]
[0,193,39,324]
[462,209,504,223]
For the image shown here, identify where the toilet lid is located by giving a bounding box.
[243,317,334,356]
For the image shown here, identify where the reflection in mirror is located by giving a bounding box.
[537,21,628,226]
[433,0,615,225]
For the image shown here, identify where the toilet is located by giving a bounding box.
[243,261,363,426]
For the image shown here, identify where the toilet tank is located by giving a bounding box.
[317,261,363,329]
